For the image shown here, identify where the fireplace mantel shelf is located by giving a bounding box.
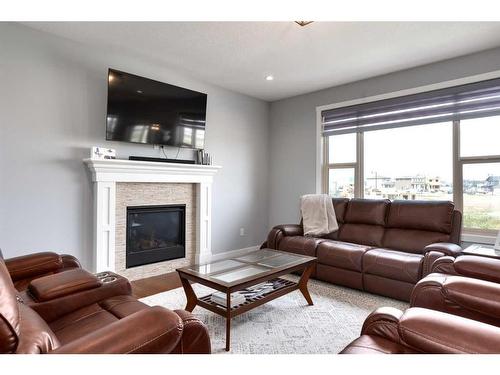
[84,158,221,183]
[84,158,221,272]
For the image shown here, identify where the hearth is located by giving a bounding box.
[126,204,186,268]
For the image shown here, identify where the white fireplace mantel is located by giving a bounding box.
[84,158,221,272]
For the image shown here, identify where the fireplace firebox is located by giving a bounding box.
[126,204,186,268]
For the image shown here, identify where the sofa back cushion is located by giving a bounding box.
[382,200,455,253]
[337,199,390,247]
[386,200,454,233]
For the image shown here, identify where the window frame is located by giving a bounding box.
[323,118,500,242]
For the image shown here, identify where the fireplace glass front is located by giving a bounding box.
[126,204,186,268]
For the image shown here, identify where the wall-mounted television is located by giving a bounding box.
[106,69,207,149]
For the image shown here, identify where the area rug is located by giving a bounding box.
[140,276,408,354]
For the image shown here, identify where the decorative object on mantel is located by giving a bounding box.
[197,149,212,165]
[91,146,116,160]
[295,21,313,27]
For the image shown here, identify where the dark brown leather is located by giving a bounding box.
[277,236,325,257]
[15,303,60,354]
[0,260,20,353]
[341,307,500,354]
[5,252,63,281]
[25,272,132,323]
[171,309,211,354]
[382,228,451,254]
[28,269,102,302]
[398,308,500,354]
[430,255,500,284]
[363,274,414,301]
[5,252,81,292]
[0,255,211,354]
[316,241,371,271]
[344,198,389,225]
[363,248,423,283]
[264,198,462,301]
[338,224,385,247]
[411,273,500,327]
[316,264,363,290]
[51,307,183,354]
[386,200,454,233]
[423,242,462,257]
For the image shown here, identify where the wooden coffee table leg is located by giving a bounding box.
[180,276,197,312]
[298,264,314,306]
[225,291,231,351]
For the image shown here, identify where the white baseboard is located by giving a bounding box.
[198,245,260,263]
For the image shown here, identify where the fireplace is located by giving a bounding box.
[126,204,186,268]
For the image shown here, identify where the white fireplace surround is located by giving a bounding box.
[84,158,221,272]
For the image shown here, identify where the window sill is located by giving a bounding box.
[462,232,497,245]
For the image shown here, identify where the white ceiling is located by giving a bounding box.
[22,22,500,101]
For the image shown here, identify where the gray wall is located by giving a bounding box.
[268,47,500,227]
[0,23,270,268]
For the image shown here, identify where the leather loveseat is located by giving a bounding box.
[340,306,500,354]
[263,198,462,301]
[0,251,211,354]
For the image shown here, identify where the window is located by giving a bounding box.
[364,123,452,201]
[322,78,500,239]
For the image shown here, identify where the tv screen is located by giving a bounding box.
[106,69,207,149]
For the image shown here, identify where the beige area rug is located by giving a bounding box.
[140,276,408,354]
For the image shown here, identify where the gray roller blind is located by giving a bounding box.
[322,78,500,136]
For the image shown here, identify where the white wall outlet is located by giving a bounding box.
[239,227,245,236]
[153,144,159,150]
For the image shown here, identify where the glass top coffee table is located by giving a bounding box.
[176,248,317,351]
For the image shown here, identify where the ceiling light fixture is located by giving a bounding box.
[265,75,274,81]
[295,21,313,27]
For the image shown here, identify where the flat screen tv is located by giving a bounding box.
[106,69,207,149]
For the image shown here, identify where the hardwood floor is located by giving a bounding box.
[131,271,182,298]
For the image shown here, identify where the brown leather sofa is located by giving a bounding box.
[411,255,500,327]
[4,251,81,292]
[340,306,500,354]
[0,252,211,354]
[263,198,462,301]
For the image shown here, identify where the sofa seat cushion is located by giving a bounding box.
[363,248,423,283]
[49,295,148,345]
[277,236,325,257]
[317,241,372,271]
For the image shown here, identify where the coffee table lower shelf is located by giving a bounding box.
[197,278,296,317]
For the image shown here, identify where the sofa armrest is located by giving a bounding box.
[5,252,63,281]
[361,307,404,343]
[60,254,81,270]
[171,309,211,353]
[451,255,500,284]
[50,306,183,354]
[423,243,462,257]
[442,277,500,320]
[398,307,500,353]
[266,224,303,249]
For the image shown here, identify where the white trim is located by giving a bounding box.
[84,158,221,272]
[462,233,496,245]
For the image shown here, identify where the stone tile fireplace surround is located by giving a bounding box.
[84,159,221,280]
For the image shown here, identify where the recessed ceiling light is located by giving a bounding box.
[137,90,143,94]
[265,75,274,81]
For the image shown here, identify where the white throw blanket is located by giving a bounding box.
[300,194,339,236]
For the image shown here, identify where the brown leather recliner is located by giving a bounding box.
[411,255,500,327]
[3,251,81,292]
[0,255,211,354]
[340,306,500,354]
[263,198,462,301]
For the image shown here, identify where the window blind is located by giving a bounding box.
[322,78,500,136]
